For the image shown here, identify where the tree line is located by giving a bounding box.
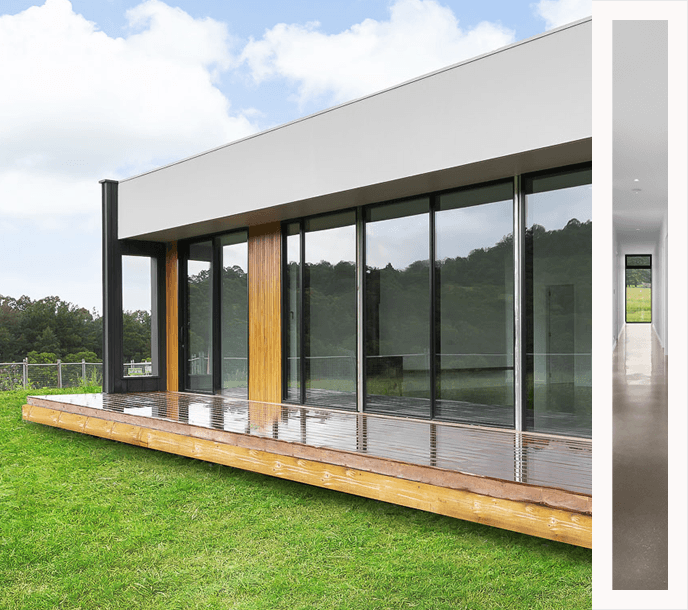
[299,218,591,360]
[0,295,152,364]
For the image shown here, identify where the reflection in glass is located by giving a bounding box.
[221,232,248,398]
[187,241,213,392]
[365,198,431,418]
[435,183,514,426]
[525,169,592,437]
[122,255,154,377]
[304,212,357,409]
[284,223,301,402]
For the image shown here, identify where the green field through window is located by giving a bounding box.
[625,264,651,323]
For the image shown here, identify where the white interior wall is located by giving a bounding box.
[658,215,668,353]
[612,229,621,347]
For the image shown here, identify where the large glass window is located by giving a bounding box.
[625,255,652,323]
[435,182,514,426]
[221,232,248,397]
[305,213,357,408]
[279,164,592,438]
[284,223,301,402]
[365,198,431,418]
[186,241,213,392]
[525,168,592,437]
[284,212,357,409]
[121,255,156,377]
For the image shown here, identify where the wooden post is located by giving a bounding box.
[248,223,282,403]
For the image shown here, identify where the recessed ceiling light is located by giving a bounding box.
[634,178,640,182]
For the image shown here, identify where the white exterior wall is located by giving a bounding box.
[612,228,621,347]
[118,19,591,242]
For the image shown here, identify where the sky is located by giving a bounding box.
[0,0,592,314]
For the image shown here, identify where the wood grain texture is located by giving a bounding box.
[25,394,591,514]
[166,242,179,392]
[22,403,592,548]
[248,223,282,403]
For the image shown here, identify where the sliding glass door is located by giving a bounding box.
[365,199,431,418]
[183,231,248,395]
[186,241,213,392]
[435,183,514,427]
[284,212,357,409]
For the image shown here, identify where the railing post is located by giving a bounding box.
[82,359,86,384]
[57,359,62,389]
[23,358,28,389]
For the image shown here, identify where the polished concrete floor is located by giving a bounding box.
[613,323,668,589]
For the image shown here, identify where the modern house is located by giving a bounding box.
[23,17,592,547]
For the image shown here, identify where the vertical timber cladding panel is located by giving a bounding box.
[248,223,282,403]
[166,242,179,393]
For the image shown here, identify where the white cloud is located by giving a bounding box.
[240,0,515,108]
[0,170,98,221]
[533,0,591,30]
[0,0,258,219]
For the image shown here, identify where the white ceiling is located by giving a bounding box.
[613,20,668,244]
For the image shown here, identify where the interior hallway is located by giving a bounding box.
[613,323,668,589]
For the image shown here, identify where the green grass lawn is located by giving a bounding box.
[626,286,652,322]
[1,388,591,609]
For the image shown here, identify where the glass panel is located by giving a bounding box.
[221,232,248,398]
[122,255,155,377]
[284,223,301,402]
[626,265,652,323]
[627,255,651,267]
[435,183,514,426]
[525,169,592,437]
[186,241,213,392]
[304,211,357,409]
[365,198,431,418]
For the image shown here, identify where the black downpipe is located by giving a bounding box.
[299,222,306,405]
[212,238,222,393]
[101,179,123,394]
[280,225,288,401]
[429,197,437,418]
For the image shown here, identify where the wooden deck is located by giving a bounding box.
[22,391,592,548]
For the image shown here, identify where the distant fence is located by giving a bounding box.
[0,360,104,391]
[123,361,153,377]
[188,355,248,381]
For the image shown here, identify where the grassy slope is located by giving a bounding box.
[1,389,591,610]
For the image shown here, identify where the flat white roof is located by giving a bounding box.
[118,18,591,242]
